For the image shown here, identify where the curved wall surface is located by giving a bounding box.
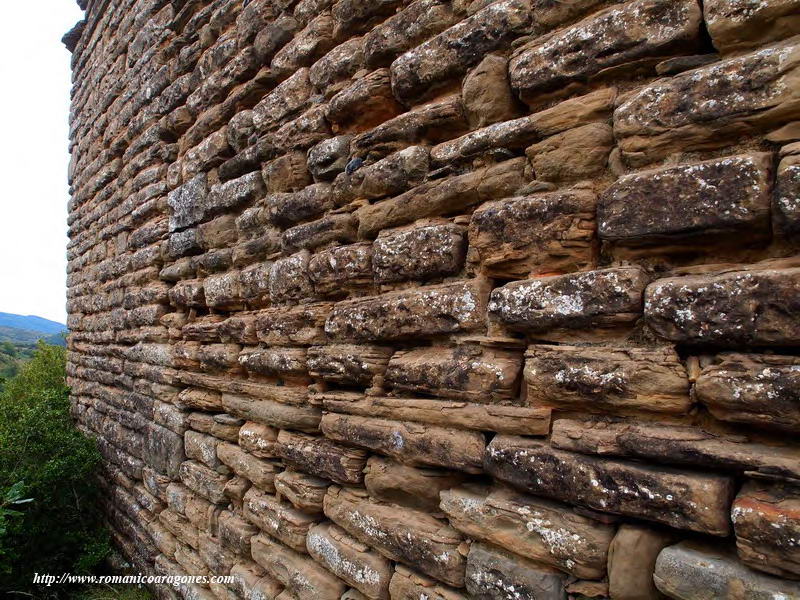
[65,0,800,598]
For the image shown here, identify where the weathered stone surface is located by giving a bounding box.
[253,68,313,132]
[244,487,318,552]
[217,442,281,491]
[307,135,352,181]
[145,423,186,479]
[364,456,465,513]
[168,174,208,232]
[614,40,800,164]
[355,158,526,238]
[390,0,531,104]
[695,353,800,433]
[218,510,258,556]
[281,213,357,252]
[489,267,648,335]
[486,436,735,535]
[526,123,614,182]
[320,392,552,435]
[309,37,365,93]
[440,484,614,579]
[238,421,279,459]
[321,413,485,473]
[275,430,368,484]
[204,271,244,310]
[373,222,466,283]
[255,302,333,346]
[271,13,335,78]
[184,430,224,472]
[251,534,346,600]
[267,183,334,228]
[775,148,800,236]
[176,388,224,413]
[430,88,616,165]
[469,190,597,279]
[608,524,673,600]
[466,542,567,600]
[654,542,800,599]
[327,69,402,133]
[524,344,690,415]
[274,470,329,514]
[325,279,489,341]
[324,486,467,587]
[645,267,800,346]
[263,152,312,193]
[510,0,701,107]
[222,393,321,434]
[306,522,392,599]
[388,567,468,600]
[462,55,519,129]
[599,153,773,246]
[705,0,800,54]
[384,345,522,403]
[307,344,392,387]
[330,0,404,39]
[333,146,429,205]
[238,347,308,379]
[733,481,800,579]
[179,460,230,504]
[551,418,800,481]
[308,243,374,296]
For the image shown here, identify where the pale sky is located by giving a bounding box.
[0,3,85,324]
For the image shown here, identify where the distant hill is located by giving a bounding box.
[0,313,66,335]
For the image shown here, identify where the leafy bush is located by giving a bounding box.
[0,342,110,596]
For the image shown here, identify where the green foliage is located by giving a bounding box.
[0,342,110,597]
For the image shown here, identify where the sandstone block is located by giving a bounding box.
[168,174,208,232]
[263,152,311,194]
[733,481,800,579]
[321,413,485,473]
[486,436,735,535]
[206,172,266,219]
[145,422,186,479]
[526,123,614,182]
[327,69,402,133]
[607,524,674,600]
[266,183,334,228]
[654,542,800,599]
[440,484,614,579]
[218,510,258,556]
[599,153,773,246]
[176,388,224,413]
[274,470,329,514]
[524,344,690,415]
[306,522,392,599]
[614,40,800,164]
[323,486,467,587]
[325,279,489,341]
[510,0,700,107]
[309,37,365,94]
[186,412,242,444]
[238,422,279,459]
[269,251,314,306]
[307,344,392,387]
[469,190,597,279]
[489,267,648,336]
[390,0,531,104]
[384,345,522,404]
[251,534,347,600]
[253,68,313,132]
[388,566,468,600]
[222,393,321,433]
[238,348,308,379]
[466,542,567,600]
[204,271,243,311]
[355,158,526,238]
[462,55,519,129]
[281,213,357,252]
[705,0,800,54]
[320,392,552,435]
[308,243,374,297]
[330,0,404,39]
[276,430,368,484]
[333,146,429,205]
[551,418,800,481]
[373,222,466,283]
[776,150,800,236]
[169,279,206,308]
[179,460,230,504]
[271,13,335,78]
[185,430,224,472]
[243,487,318,552]
[217,441,281,491]
[695,353,800,433]
[645,267,800,346]
[307,135,352,181]
[364,457,465,513]
[255,303,332,346]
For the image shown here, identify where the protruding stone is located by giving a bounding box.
[704,0,800,54]
[466,542,567,600]
[276,430,368,484]
[244,487,318,552]
[307,344,392,387]
[364,457,465,513]
[526,123,614,182]
[608,524,674,600]
[462,55,519,129]
[372,222,466,283]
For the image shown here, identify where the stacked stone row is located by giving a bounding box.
[64,0,800,598]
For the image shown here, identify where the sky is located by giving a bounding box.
[0,3,85,325]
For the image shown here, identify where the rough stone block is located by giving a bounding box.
[243,487,318,552]
[327,69,402,133]
[217,441,281,491]
[308,242,374,297]
[269,251,314,306]
[440,484,614,579]
[204,271,243,310]
[654,542,800,598]
[372,222,466,283]
[275,430,368,484]
[775,149,800,236]
[462,54,519,130]
[238,347,308,379]
[252,68,313,132]
[733,481,800,579]
[238,421,279,459]
[281,213,357,252]
[307,135,352,181]
[321,413,485,473]
[599,153,773,246]
[168,174,208,232]
[645,267,800,346]
[325,279,489,341]
[324,486,467,587]
[218,510,258,556]
[695,353,800,433]
[390,0,531,104]
[307,344,392,387]
[145,422,186,478]
[267,183,334,228]
[306,522,393,599]
[510,0,701,107]
[384,345,522,404]
[524,344,690,415]
[274,470,329,514]
[466,542,567,600]
[705,0,800,54]
[526,123,614,183]
[486,436,735,535]
[469,190,597,279]
[388,566,468,600]
[607,524,674,600]
[222,393,321,433]
[179,460,230,504]
[364,456,465,513]
[184,430,224,472]
[489,267,648,336]
[333,146,429,205]
[255,302,333,346]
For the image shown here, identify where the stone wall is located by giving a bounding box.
[64,0,800,598]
